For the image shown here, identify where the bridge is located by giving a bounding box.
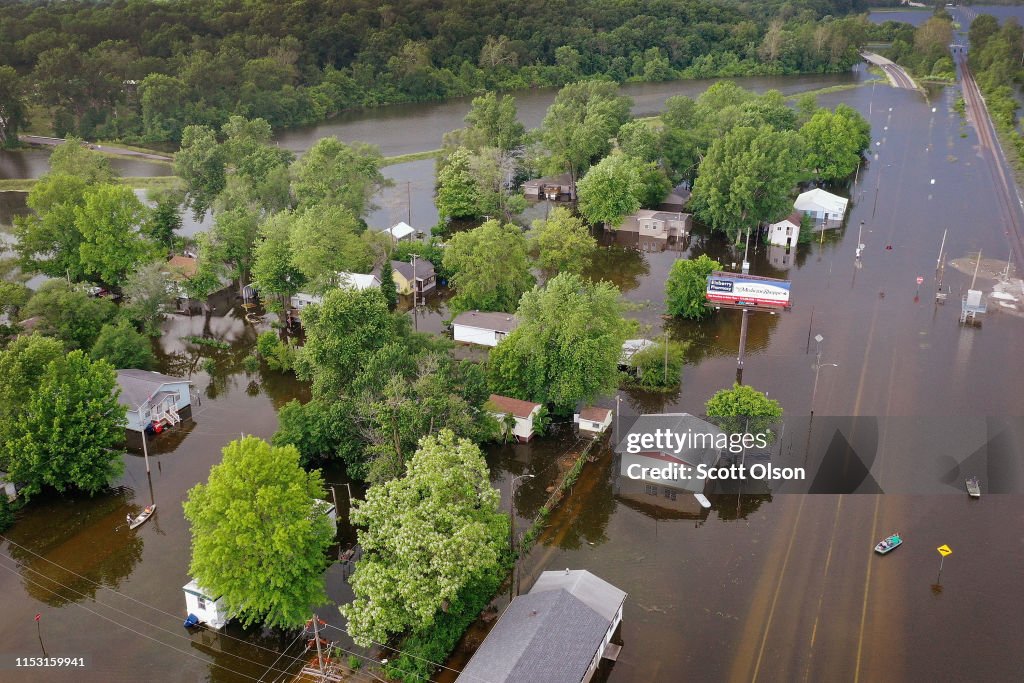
[860,51,918,90]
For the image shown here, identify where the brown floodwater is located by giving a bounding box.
[3,70,1024,682]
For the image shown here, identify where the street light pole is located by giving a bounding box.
[509,474,535,598]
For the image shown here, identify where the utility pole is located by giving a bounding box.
[663,331,669,385]
[141,430,150,473]
[509,474,534,599]
[406,181,412,226]
[736,308,749,386]
[312,614,325,676]
[410,254,418,307]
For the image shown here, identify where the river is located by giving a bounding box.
[3,64,1024,682]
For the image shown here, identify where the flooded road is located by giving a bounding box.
[3,68,1024,683]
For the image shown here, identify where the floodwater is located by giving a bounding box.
[3,70,1024,683]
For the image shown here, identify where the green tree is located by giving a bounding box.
[90,319,155,370]
[463,91,525,152]
[198,206,260,294]
[489,272,633,413]
[539,80,633,199]
[528,207,596,275]
[289,205,374,290]
[75,184,156,287]
[0,335,64,445]
[251,211,306,304]
[665,254,721,320]
[48,140,115,184]
[0,65,28,148]
[295,288,396,399]
[183,436,334,629]
[436,148,481,221]
[342,430,508,646]
[617,120,660,163]
[576,153,643,227]
[175,125,226,217]
[144,191,184,251]
[290,137,387,216]
[22,280,117,350]
[800,109,863,182]
[122,261,175,336]
[2,352,126,501]
[272,398,361,469]
[379,260,398,311]
[705,383,783,437]
[14,173,91,280]
[629,338,688,389]
[442,219,534,315]
[690,126,804,242]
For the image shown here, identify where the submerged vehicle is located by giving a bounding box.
[874,533,903,554]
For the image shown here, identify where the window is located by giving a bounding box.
[645,484,658,496]
[663,488,677,501]
[197,596,207,610]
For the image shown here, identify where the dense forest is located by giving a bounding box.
[0,0,872,145]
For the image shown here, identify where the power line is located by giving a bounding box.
[0,558,292,683]
[0,535,311,670]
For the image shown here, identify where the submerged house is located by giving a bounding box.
[115,370,192,433]
[183,580,230,629]
[522,173,573,200]
[767,211,803,248]
[576,406,613,435]
[457,569,626,683]
[289,272,382,310]
[487,394,542,442]
[794,188,848,225]
[614,412,726,496]
[387,221,416,242]
[451,311,518,347]
[616,210,692,240]
[390,259,436,296]
[1,471,21,502]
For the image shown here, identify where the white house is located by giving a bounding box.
[289,272,382,309]
[794,188,849,223]
[387,222,416,241]
[487,394,543,442]
[617,210,692,240]
[115,370,192,433]
[576,406,613,435]
[767,211,803,247]
[183,580,230,629]
[615,413,726,495]
[457,569,626,683]
[451,311,519,347]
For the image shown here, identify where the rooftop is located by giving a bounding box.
[337,272,380,290]
[580,406,612,422]
[391,259,435,281]
[116,369,188,411]
[165,255,198,280]
[388,222,416,240]
[451,310,519,333]
[615,412,726,468]
[487,394,541,419]
[795,188,849,214]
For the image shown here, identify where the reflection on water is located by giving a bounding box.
[3,487,144,606]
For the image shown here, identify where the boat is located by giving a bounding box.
[129,505,156,530]
[874,533,902,554]
[966,477,981,498]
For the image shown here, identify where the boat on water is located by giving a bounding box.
[874,533,902,554]
[129,505,156,530]
[966,477,981,498]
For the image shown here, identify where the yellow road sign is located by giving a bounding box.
[937,544,953,557]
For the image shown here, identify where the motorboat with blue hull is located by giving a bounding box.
[875,533,902,554]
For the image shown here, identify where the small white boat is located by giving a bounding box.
[129,505,156,530]
[874,533,902,555]
[966,477,981,498]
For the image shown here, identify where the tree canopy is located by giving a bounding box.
[705,383,783,437]
[528,207,597,276]
[576,153,644,227]
[342,430,508,646]
[183,436,334,629]
[442,219,534,316]
[666,254,722,320]
[489,272,634,413]
[2,351,125,501]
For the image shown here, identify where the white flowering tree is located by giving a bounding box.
[341,430,508,646]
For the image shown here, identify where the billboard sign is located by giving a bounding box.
[706,272,792,310]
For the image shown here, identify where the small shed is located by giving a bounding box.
[619,339,656,369]
[452,311,518,347]
[387,222,416,242]
[522,173,573,200]
[576,407,613,435]
[1,470,20,502]
[487,394,542,442]
[767,211,803,247]
[313,499,338,525]
[183,580,230,630]
[337,272,381,291]
[115,370,192,433]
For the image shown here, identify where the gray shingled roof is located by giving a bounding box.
[391,259,435,281]
[456,589,609,683]
[115,369,188,411]
[451,310,519,333]
[529,569,626,622]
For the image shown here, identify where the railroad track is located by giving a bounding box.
[958,55,1024,268]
